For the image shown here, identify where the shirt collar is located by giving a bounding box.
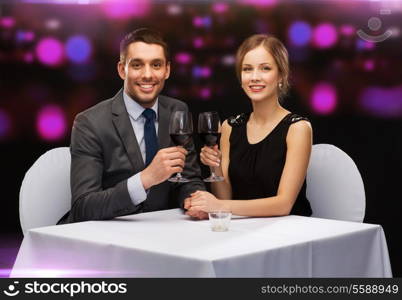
[123,92,158,121]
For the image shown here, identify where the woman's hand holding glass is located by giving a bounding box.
[200,144,222,168]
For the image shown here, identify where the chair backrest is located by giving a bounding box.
[306,144,365,222]
[19,147,71,235]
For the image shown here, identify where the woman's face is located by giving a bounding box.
[241,45,281,103]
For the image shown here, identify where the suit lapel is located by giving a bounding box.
[111,90,145,171]
[158,96,172,149]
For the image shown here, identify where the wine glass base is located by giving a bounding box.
[203,175,224,182]
[168,177,191,183]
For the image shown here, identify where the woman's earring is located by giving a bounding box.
[279,83,283,89]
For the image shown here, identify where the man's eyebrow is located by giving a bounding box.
[128,58,165,63]
[128,58,142,63]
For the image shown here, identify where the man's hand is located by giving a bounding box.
[188,191,227,213]
[141,147,187,189]
[186,210,209,220]
[184,196,209,220]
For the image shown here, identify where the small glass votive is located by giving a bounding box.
[208,211,232,232]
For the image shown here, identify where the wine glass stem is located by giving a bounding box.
[177,147,187,179]
[209,166,217,177]
[208,145,218,177]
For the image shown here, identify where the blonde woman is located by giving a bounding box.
[186,34,312,218]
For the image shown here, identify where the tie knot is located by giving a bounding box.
[142,108,156,121]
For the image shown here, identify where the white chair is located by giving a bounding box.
[19,147,71,235]
[306,144,366,222]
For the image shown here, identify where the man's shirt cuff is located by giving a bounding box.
[127,172,147,206]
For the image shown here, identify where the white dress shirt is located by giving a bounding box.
[123,92,159,206]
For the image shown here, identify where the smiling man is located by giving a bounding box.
[58,28,205,224]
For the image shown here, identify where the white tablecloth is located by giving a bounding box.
[11,209,392,277]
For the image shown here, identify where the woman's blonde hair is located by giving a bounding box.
[235,34,290,99]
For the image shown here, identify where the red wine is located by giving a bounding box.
[200,132,221,147]
[170,133,192,146]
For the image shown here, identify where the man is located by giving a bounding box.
[58,28,206,224]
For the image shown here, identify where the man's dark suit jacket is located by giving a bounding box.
[58,89,205,224]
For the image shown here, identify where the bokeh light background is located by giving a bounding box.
[1,0,402,276]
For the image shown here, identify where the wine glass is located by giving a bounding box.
[198,111,224,182]
[168,110,193,182]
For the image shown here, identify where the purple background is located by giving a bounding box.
[1,0,401,277]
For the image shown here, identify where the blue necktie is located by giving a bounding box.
[142,108,158,166]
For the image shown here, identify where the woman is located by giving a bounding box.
[185,34,312,217]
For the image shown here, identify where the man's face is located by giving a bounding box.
[118,41,170,107]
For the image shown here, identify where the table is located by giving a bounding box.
[11,209,392,277]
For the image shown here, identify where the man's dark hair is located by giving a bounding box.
[119,28,169,63]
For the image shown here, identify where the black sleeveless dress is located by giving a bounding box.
[227,112,312,216]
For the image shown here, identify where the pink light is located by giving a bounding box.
[175,52,192,64]
[200,87,211,99]
[192,66,211,78]
[212,2,229,13]
[0,17,15,28]
[360,85,402,118]
[45,19,61,30]
[364,59,375,71]
[24,31,35,42]
[389,26,400,38]
[201,67,212,78]
[16,30,35,43]
[364,41,375,50]
[24,52,34,63]
[313,23,338,49]
[193,16,204,27]
[192,16,211,28]
[167,4,182,15]
[35,38,64,67]
[36,105,67,141]
[222,55,235,66]
[101,0,151,19]
[340,24,355,36]
[193,37,204,49]
[356,39,375,51]
[0,109,11,139]
[311,82,337,115]
[238,0,277,7]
